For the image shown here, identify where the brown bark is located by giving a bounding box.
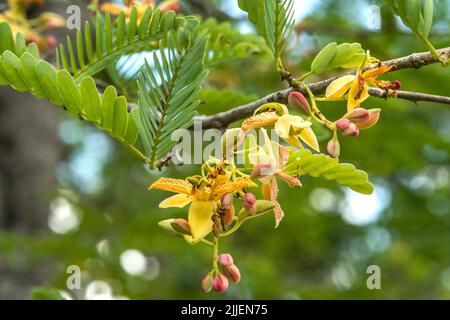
[0,88,64,232]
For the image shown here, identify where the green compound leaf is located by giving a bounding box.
[311,42,366,73]
[57,7,192,82]
[135,33,208,169]
[383,0,444,64]
[200,18,265,67]
[239,0,295,59]
[384,0,434,38]
[311,42,338,73]
[283,149,375,195]
[0,22,143,161]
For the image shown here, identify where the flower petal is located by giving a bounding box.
[261,184,271,201]
[273,201,285,228]
[241,112,279,132]
[249,147,273,166]
[287,115,312,131]
[248,128,278,168]
[149,178,193,194]
[260,177,276,200]
[347,79,369,111]
[281,136,304,149]
[274,115,292,139]
[221,128,245,154]
[188,201,215,241]
[213,178,257,197]
[274,115,311,139]
[362,65,393,81]
[299,127,320,152]
[276,143,290,168]
[261,128,278,162]
[325,75,356,99]
[159,194,192,208]
[262,177,284,227]
[276,172,301,187]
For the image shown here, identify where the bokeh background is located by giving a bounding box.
[0,0,449,299]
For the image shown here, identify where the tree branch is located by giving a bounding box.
[196,47,450,129]
[382,47,450,71]
[369,88,450,105]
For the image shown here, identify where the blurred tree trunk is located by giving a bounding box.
[0,1,91,300]
[0,0,73,233]
[0,88,63,232]
[0,0,95,233]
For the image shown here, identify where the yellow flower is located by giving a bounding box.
[100,0,179,21]
[100,2,151,19]
[241,103,320,152]
[241,112,279,132]
[149,170,256,241]
[325,64,392,111]
[249,129,301,227]
[274,114,318,151]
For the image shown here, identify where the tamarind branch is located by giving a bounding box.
[196,47,450,129]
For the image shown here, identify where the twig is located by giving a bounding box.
[126,47,450,126]
[196,47,450,129]
[369,88,450,105]
[382,47,450,71]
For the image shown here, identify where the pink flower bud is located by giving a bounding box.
[222,264,241,284]
[356,109,381,129]
[172,218,191,235]
[335,118,351,131]
[45,35,58,50]
[201,272,213,293]
[212,274,229,293]
[251,163,274,178]
[224,206,235,226]
[288,91,311,115]
[221,193,233,209]
[243,192,256,209]
[327,138,340,158]
[159,0,180,12]
[218,253,234,266]
[345,108,370,124]
[158,218,191,235]
[343,123,360,137]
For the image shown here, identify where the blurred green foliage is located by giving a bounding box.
[0,0,449,299]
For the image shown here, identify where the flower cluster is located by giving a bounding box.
[320,52,398,158]
[150,148,299,292]
[149,51,398,293]
[202,253,241,293]
[0,0,65,51]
